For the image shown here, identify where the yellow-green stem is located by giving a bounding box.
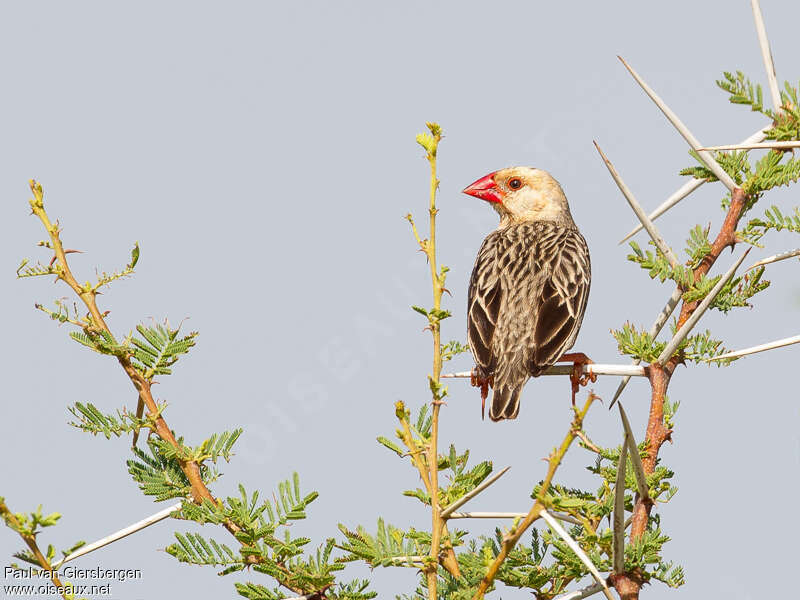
[425,136,443,600]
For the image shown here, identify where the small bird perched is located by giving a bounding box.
[463,167,592,421]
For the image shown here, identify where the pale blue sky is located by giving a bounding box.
[2,2,798,598]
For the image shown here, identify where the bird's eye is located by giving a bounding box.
[508,178,522,190]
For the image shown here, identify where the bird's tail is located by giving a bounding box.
[489,384,522,421]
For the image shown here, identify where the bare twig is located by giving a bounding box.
[540,510,614,600]
[751,0,782,111]
[706,334,800,362]
[657,248,751,365]
[594,141,679,266]
[619,127,768,244]
[441,467,511,518]
[443,364,647,379]
[52,502,181,569]
[618,56,737,192]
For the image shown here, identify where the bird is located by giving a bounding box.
[462,167,592,421]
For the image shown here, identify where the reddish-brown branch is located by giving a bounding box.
[675,188,747,330]
[612,187,748,599]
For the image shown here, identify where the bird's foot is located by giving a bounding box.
[558,352,596,405]
[470,369,494,420]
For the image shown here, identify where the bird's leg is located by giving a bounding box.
[470,369,494,420]
[557,352,596,404]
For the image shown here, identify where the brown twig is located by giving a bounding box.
[24,181,310,595]
[473,393,599,599]
[0,499,68,599]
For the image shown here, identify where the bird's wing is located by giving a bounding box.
[531,228,591,370]
[467,231,504,375]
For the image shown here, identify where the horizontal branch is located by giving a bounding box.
[443,364,647,379]
[657,249,750,365]
[441,467,510,518]
[706,333,800,362]
[53,502,181,569]
[448,511,582,525]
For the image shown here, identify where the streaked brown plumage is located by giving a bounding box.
[463,167,591,421]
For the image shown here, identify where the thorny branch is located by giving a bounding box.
[613,186,750,599]
[0,499,68,600]
[473,393,599,599]
[23,181,309,596]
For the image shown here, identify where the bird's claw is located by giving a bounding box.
[558,352,595,405]
[470,369,493,420]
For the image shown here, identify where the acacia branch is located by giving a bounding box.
[0,499,68,599]
[473,393,599,599]
[24,181,310,596]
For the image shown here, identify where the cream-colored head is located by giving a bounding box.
[462,166,574,228]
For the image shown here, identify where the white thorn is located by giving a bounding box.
[751,0,782,111]
[657,249,751,365]
[595,141,679,266]
[706,334,800,362]
[554,582,606,600]
[618,56,737,193]
[612,430,628,575]
[440,467,510,518]
[699,141,800,151]
[52,502,182,569]
[617,404,650,502]
[747,248,800,270]
[540,509,614,600]
[619,127,768,244]
[611,286,683,407]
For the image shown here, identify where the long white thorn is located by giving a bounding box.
[610,286,682,407]
[443,364,647,379]
[751,0,782,111]
[747,248,800,270]
[448,511,582,525]
[540,510,614,600]
[554,582,605,600]
[657,249,751,365]
[699,141,800,152]
[52,502,182,569]
[706,334,800,362]
[617,404,650,502]
[594,141,679,266]
[440,466,510,518]
[618,56,737,193]
[619,127,768,244]
[612,431,628,575]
